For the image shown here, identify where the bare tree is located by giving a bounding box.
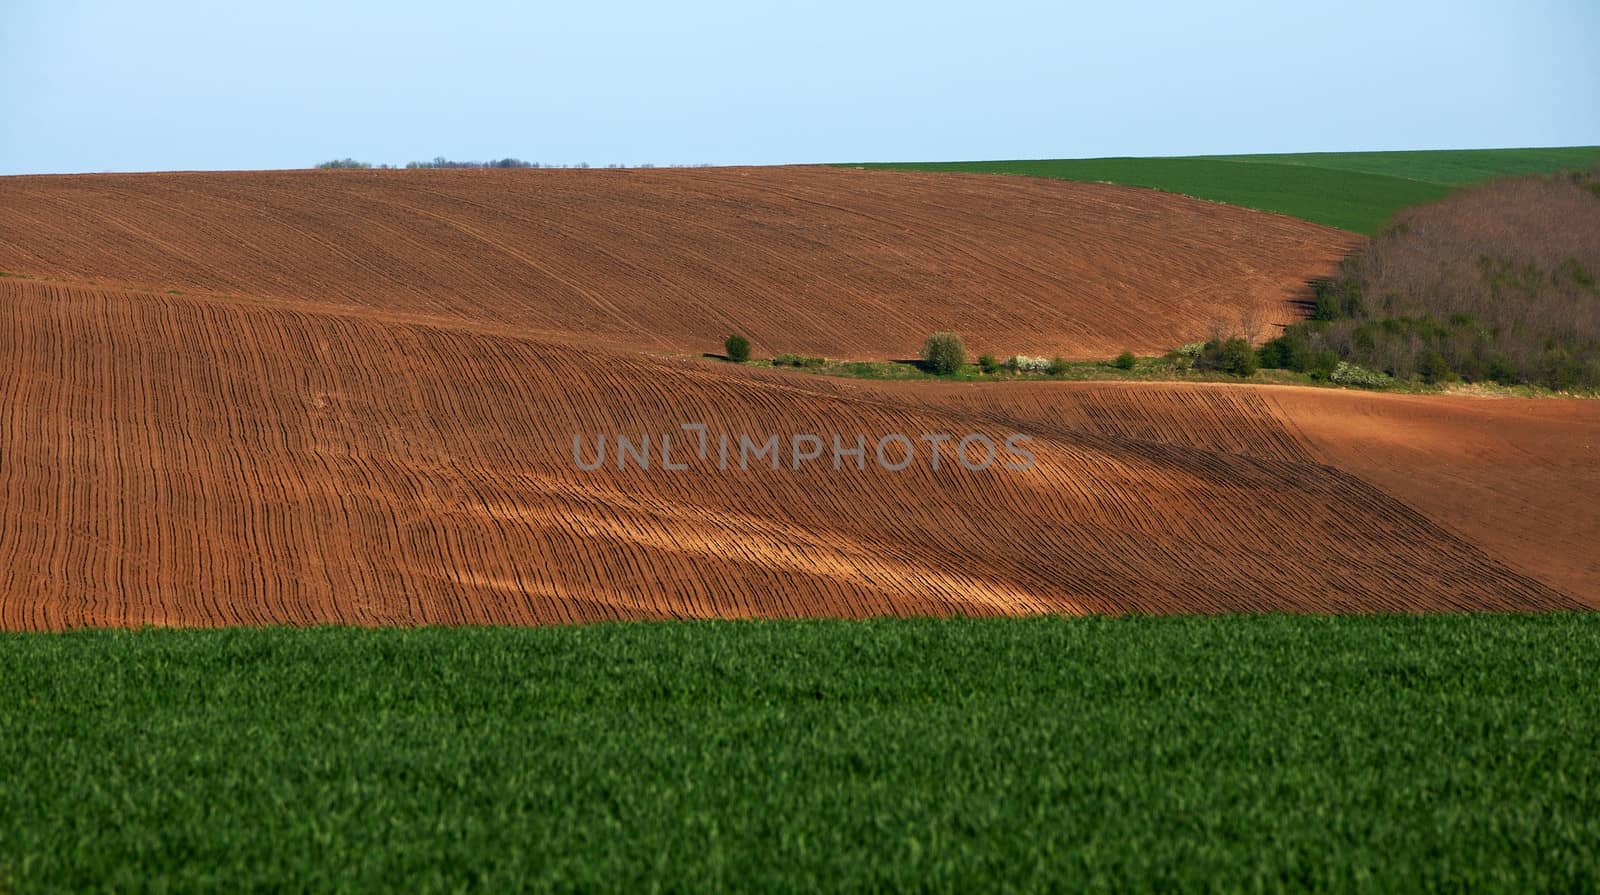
[1238,307,1262,345]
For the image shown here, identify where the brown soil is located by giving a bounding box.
[0,166,1351,361]
[1270,386,1600,606]
[0,166,1590,629]
[0,276,1587,629]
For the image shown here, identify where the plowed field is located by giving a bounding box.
[0,167,1592,628]
[0,166,1351,360]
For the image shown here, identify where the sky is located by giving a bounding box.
[2,0,1597,174]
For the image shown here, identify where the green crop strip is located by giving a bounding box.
[3,615,1598,891]
[850,146,1600,233]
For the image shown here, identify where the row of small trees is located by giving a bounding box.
[726,332,980,373]
[405,157,537,169]
[318,158,544,170]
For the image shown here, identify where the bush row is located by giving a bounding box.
[719,332,1101,378]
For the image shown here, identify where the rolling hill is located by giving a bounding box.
[0,166,1351,361]
[0,163,1596,629]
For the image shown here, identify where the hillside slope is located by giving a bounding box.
[2,166,1595,628]
[0,166,1350,361]
[1,276,1590,629]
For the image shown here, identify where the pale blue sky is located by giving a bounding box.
[3,0,1596,174]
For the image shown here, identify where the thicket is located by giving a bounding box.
[1259,169,1600,390]
[1193,338,1259,376]
[1005,355,1052,373]
[772,353,826,368]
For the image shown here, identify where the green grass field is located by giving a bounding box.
[4,615,1598,892]
[852,146,1600,233]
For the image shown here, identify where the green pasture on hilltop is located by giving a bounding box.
[852,146,1600,233]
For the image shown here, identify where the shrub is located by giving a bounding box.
[1484,353,1519,384]
[1047,355,1069,375]
[1256,337,1287,369]
[1005,355,1052,373]
[316,158,371,169]
[1257,330,1314,370]
[1197,338,1258,377]
[1541,348,1581,391]
[977,354,1000,374]
[1311,278,1366,321]
[772,353,826,368]
[1307,349,1341,380]
[1328,362,1392,388]
[1218,339,1259,376]
[1114,351,1137,370]
[922,332,966,375]
[1168,342,1205,370]
[724,335,751,363]
[1417,349,1453,384]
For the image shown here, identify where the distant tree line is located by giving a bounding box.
[316,158,716,171]
[404,157,538,169]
